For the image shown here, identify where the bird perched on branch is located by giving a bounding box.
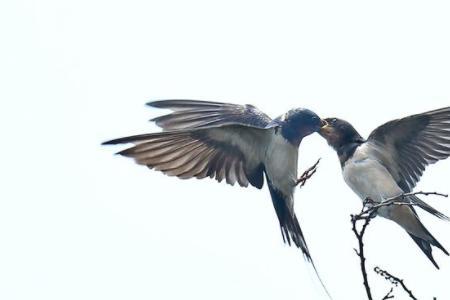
[319,107,450,268]
[103,99,325,264]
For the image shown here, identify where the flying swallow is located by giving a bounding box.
[103,100,325,263]
[319,107,450,268]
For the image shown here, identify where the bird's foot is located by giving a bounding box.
[296,158,321,188]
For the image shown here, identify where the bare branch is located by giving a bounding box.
[392,191,448,198]
[374,267,417,300]
[381,287,394,300]
[351,209,377,300]
[350,191,446,300]
[358,191,448,218]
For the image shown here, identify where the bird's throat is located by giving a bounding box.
[337,142,363,167]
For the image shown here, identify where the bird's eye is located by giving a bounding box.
[332,118,337,124]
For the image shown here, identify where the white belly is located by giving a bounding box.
[342,145,432,238]
[342,145,403,204]
[264,132,298,197]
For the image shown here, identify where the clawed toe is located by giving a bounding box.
[296,158,321,187]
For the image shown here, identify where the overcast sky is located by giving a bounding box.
[1,0,450,299]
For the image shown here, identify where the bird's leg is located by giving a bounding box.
[296,158,321,188]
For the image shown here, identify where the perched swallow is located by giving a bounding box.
[103,100,325,262]
[319,107,450,268]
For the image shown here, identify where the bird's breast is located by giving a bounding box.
[264,133,298,196]
[342,146,403,203]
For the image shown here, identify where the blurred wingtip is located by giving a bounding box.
[146,99,180,108]
[146,100,162,107]
[101,139,115,145]
[101,138,126,145]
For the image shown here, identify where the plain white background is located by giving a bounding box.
[1,0,450,299]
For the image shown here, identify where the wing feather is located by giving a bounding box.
[368,106,450,192]
[147,99,272,130]
[103,126,268,188]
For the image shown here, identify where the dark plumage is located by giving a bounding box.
[149,100,271,130]
[319,118,365,166]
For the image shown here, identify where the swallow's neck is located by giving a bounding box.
[280,125,309,146]
[337,140,364,167]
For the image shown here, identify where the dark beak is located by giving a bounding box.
[320,119,328,127]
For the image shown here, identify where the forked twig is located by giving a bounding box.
[374,267,417,300]
[351,209,376,300]
[351,191,447,299]
[381,287,394,300]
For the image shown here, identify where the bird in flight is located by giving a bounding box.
[103,99,325,263]
[319,107,450,268]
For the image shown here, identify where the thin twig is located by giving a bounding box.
[350,191,446,300]
[358,191,448,216]
[381,287,394,300]
[351,209,377,300]
[374,267,417,300]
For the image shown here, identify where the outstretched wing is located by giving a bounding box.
[367,107,450,192]
[148,99,272,130]
[103,125,269,189]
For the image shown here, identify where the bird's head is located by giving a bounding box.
[280,108,325,145]
[319,117,364,151]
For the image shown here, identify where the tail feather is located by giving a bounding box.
[386,204,448,269]
[407,232,450,269]
[266,178,311,259]
[407,218,448,269]
[409,195,449,221]
[420,223,449,256]
[408,233,440,269]
[265,175,332,299]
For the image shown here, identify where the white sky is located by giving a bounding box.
[1,0,450,299]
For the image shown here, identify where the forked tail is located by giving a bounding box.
[265,174,332,299]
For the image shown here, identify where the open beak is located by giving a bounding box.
[320,119,328,127]
[319,120,333,136]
